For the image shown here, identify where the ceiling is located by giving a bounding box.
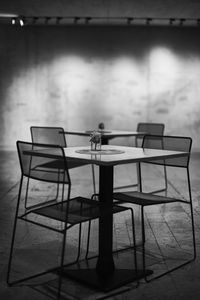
[0,0,200,27]
[0,0,200,18]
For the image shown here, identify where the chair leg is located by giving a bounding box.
[7,177,63,286]
[146,171,196,281]
[57,177,68,300]
[187,169,196,260]
[163,164,168,192]
[129,207,139,287]
[190,203,196,260]
[25,176,60,211]
[75,223,82,262]
[57,229,68,300]
[85,220,91,259]
[142,208,196,282]
[7,177,23,285]
[55,183,60,201]
[150,164,168,194]
[91,164,96,194]
[136,163,140,192]
[24,177,30,209]
[85,208,138,268]
[141,206,148,280]
[138,162,168,194]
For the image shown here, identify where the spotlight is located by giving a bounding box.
[11,18,16,25]
[19,17,24,26]
[169,18,175,25]
[74,17,80,24]
[56,17,62,25]
[146,18,152,25]
[179,18,185,26]
[127,17,133,25]
[45,17,51,25]
[85,17,92,24]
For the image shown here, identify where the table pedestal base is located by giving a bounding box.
[61,257,153,292]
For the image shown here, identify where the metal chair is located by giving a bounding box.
[113,134,196,281]
[24,126,96,209]
[114,123,166,193]
[7,141,136,299]
[135,123,165,147]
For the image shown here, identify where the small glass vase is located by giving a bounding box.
[91,140,101,151]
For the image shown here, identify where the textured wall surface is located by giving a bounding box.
[0,25,200,149]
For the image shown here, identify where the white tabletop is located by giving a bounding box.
[63,130,145,138]
[64,145,189,166]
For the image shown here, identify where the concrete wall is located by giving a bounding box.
[0,25,200,150]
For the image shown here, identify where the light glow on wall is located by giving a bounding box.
[2,28,200,150]
[148,47,180,94]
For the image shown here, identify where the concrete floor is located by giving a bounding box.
[0,150,200,300]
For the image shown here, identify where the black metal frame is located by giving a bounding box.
[113,134,196,281]
[7,141,139,299]
[6,141,99,299]
[7,141,74,299]
[61,164,143,294]
[85,194,135,261]
[23,126,96,209]
[114,122,167,193]
[24,127,67,209]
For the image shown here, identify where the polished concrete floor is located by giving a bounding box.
[0,149,200,299]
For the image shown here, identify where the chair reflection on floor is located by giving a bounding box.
[7,141,137,299]
[113,134,196,281]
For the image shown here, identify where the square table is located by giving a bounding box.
[59,144,189,291]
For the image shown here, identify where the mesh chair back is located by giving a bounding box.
[142,135,192,168]
[17,141,70,184]
[31,126,66,147]
[136,123,165,147]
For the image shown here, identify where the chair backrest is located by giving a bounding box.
[17,141,70,184]
[142,135,192,168]
[136,123,165,147]
[30,126,66,147]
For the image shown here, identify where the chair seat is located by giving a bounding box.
[31,197,128,225]
[114,191,186,206]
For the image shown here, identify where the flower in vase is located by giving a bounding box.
[90,131,101,150]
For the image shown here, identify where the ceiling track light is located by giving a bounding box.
[45,17,51,25]
[2,14,200,27]
[74,16,80,24]
[56,17,62,25]
[127,17,133,25]
[19,17,24,26]
[146,18,152,25]
[179,18,186,26]
[11,17,16,25]
[85,17,92,24]
[169,18,175,25]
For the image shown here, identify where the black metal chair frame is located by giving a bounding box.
[7,141,137,299]
[24,126,96,209]
[113,134,196,281]
[114,123,167,194]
